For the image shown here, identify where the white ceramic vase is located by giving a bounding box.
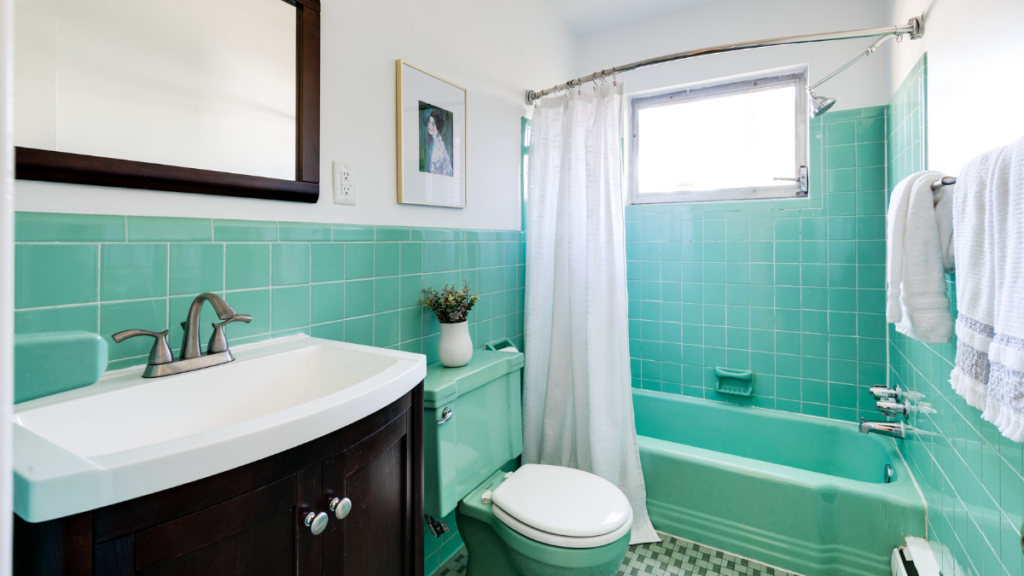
[438,321,473,368]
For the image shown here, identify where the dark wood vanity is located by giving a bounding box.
[14,385,424,576]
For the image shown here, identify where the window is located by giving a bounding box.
[629,71,809,204]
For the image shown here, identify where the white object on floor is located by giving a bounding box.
[886,170,954,343]
[523,81,658,544]
[13,335,426,522]
[891,537,940,576]
[950,136,1024,441]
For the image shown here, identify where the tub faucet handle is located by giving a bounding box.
[876,399,909,416]
[869,385,901,400]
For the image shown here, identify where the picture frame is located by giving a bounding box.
[396,60,467,208]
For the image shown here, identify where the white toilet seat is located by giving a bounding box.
[493,502,633,549]
[489,464,633,549]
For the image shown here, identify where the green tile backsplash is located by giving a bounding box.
[888,55,1024,576]
[626,104,889,423]
[14,214,525,374]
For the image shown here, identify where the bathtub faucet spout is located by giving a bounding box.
[859,418,906,439]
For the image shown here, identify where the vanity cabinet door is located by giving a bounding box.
[322,411,415,576]
[101,465,323,576]
[13,385,423,576]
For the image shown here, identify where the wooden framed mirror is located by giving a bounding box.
[13,0,320,203]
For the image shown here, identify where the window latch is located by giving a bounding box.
[773,165,808,196]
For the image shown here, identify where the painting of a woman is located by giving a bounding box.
[419,102,454,177]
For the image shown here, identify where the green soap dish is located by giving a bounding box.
[714,367,753,397]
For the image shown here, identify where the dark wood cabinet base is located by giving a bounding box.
[15,384,424,576]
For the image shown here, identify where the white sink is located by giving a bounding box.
[13,335,427,522]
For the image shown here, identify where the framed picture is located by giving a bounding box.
[396,60,466,208]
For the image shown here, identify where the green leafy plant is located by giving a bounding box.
[421,280,480,323]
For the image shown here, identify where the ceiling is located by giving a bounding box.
[542,0,722,35]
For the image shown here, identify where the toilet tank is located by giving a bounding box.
[423,350,524,519]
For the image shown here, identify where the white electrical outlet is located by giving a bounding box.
[333,161,355,205]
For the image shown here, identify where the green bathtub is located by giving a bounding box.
[633,390,925,576]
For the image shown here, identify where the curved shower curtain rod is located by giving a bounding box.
[526,16,924,104]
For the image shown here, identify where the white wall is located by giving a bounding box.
[0,0,13,570]
[889,0,1024,175]
[14,0,575,231]
[573,0,897,111]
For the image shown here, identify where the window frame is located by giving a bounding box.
[629,71,809,205]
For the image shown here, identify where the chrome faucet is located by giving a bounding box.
[113,292,251,378]
[859,418,907,439]
[180,293,251,359]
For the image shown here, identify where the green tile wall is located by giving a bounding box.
[14,213,524,374]
[625,105,889,422]
[888,54,1024,576]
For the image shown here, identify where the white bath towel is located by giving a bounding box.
[950,135,1024,442]
[886,170,955,343]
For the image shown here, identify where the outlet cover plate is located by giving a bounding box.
[333,161,355,205]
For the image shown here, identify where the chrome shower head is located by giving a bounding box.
[809,90,836,118]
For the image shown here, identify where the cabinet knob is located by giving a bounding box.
[304,511,329,535]
[330,497,353,520]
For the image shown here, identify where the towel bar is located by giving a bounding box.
[931,176,956,190]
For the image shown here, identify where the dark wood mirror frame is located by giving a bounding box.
[14,0,321,204]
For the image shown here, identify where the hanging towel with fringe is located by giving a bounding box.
[950,135,1024,441]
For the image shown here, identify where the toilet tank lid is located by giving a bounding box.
[423,350,524,408]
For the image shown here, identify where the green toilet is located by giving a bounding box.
[424,350,632,576]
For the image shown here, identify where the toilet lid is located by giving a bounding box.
[492,502,632,549]
[490,464,632,538]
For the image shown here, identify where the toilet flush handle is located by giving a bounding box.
[437,407,454,425]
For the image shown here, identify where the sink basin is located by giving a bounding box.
[13,335,427,522]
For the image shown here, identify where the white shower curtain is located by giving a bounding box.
[523,83,658,545]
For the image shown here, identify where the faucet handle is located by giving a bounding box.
[876,399,909,416]
[207,314,252,354]
[112,329,173,365]
[869,385,901,400]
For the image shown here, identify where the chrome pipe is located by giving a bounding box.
[810,35,894,91]
[526,17,923,104]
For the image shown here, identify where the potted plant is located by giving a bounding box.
[421,280,480,367]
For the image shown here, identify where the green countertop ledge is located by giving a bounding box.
[15,331,108,403]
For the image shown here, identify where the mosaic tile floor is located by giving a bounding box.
[435,532,802,576]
